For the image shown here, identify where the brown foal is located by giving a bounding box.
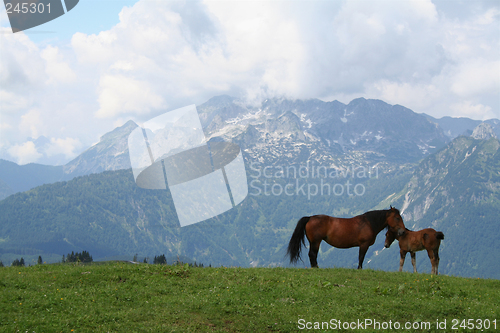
[385,227,444,275]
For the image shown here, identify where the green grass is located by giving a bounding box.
[0,262,499,332]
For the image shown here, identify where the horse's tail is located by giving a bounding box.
[287,216,311,264]
[436,231,444,240]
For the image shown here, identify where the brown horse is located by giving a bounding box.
[287,207,406,269]
[384,227,444,275]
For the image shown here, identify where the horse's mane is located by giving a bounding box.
[362,208,399,231]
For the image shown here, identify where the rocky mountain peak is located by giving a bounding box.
[63,120,138,176]
[471,122,497,140]
[99,120,138,142]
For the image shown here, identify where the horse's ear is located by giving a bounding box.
[390,205,393,209]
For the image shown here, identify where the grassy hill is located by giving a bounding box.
[0,262,498,332]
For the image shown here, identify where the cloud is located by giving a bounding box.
[451,60,500,97]
[7,141,42,165]
[0,90,30,113]
[0,28,45,114]
[1,0,499,165]
[366,80,442,110]
[96,74,165,118]
[19,109,43,139]
[450,101,495,120]
[72,30,118,64]
[41,46,77,84]
[70,0,458,107]
[45,137,82,159]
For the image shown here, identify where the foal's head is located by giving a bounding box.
[384,228,397,248]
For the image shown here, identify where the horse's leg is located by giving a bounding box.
[399,250,406,272]
[410,252,417,273]
[435,250,440,275]
[308,241,321,268]
[427,249,436,275]
[358,244,369,269]
[430,249,440,275]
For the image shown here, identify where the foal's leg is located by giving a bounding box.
[430,249,440,275]
[435,250,440,275]
[308,241,321,268]
[399,250,407,272]
[410,252,417,273]
[358,243,370,269]
[427,249,437,275]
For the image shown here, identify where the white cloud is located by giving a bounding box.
[0,28,45,115]
[450,101,495,120]
[45,137,82,159]
[41,46,77,84]
[19,109,43,139]
[1,0,499,165]
[96,74,165,118]
[451,60,500,97]
[7,141,42,165]
[0,28,45,88]
[367,80,442,110]
[0,90,30,113]
[71,31,118,64]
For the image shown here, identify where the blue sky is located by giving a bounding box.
[0,0,499,165]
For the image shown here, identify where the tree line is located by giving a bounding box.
[62,251,93,263]
[2,255,44,267]
[150,254,207,267]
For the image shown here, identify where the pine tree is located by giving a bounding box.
[0,261,4,267]
[65,251,93,263]
[153,254,166,264]
[38,256,43,265]
[12,258,26,267]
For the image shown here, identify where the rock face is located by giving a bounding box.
[471,123,497,140]
[200,96,450,167]
[62,120,138,177]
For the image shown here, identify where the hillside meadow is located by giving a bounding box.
[0,262,498,332]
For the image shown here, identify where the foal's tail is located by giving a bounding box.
[436,231,444,240]
[287,216,311,264]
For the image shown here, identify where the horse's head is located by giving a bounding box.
[384,228,397,248]
[386,206,405,238]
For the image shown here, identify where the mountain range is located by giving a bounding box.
[2,96,499,201]
[0,96,499,279]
